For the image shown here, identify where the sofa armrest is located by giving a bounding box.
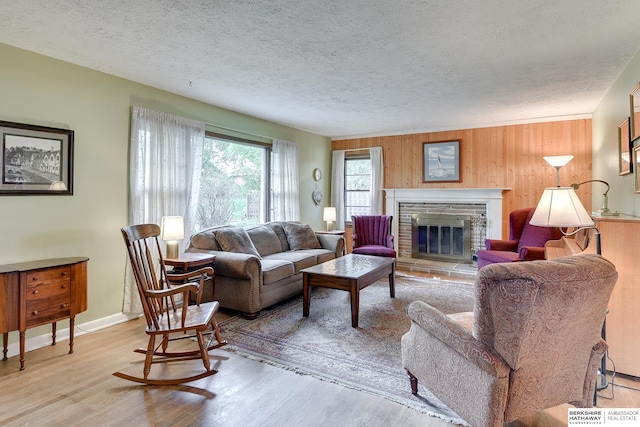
[406,300,509,377]
[186,248,261,280]
[485,239,518,251]
[518,246,546,261]
[315,233,345,257]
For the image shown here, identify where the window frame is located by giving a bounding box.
[343,152,372,226]
[198,131,272,230]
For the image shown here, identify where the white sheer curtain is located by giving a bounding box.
[331,150,346,230]
[331,147,383,228]
[370,146,384,214]
[271,139,300,221]
[123,106,205,313]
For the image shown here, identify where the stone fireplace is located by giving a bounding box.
[383,188,508,263]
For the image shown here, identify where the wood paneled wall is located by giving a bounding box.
[332,120,592,238]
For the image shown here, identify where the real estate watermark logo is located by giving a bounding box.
[568,409,639,426]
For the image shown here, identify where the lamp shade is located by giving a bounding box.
[160,216,184,240]
[323,207,337,222]
[543,155,574,167]
[529,187,594,228]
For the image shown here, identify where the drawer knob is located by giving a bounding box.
[32,290,39,295]
[61,303,67,308]
[32,311,38,315]
[61,272,68,276]
[61,284,67,289]
[32,277,38,281]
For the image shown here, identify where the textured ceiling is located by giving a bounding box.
[2,1,640,139]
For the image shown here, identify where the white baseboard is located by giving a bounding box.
[3,312,141,359]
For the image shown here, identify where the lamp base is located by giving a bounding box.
[166,241,179,259]
[326,222,333,232]
[596,370,609,390]
[592,210,620,217]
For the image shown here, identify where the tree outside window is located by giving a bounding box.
[196,136,269,231]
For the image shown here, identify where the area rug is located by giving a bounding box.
[218,273,475,425]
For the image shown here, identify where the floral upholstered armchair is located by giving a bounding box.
[401,254,617,427]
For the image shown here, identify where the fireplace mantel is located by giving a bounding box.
[383,188,510,251]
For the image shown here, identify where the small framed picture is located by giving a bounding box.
[423,140,461,183]
[619,117,632,175]
[635,145,640,194]
[0,121,74,195]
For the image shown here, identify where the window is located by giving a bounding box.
[344,155,372,223]
[195,133,271,231]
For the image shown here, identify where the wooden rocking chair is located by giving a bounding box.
[115,224,226,385]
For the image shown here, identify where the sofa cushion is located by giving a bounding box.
[189,229,221,251]
[247,225,283,257]
[260,259,295,284]
[282,222,321,250]
[214,227,261,258]
[267,222,290,251]
[264,251,317,273]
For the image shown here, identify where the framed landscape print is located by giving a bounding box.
[423,140,461,182]
[619,117,632,175]
[0,121,74,195]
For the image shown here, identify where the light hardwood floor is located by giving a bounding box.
[1,284,638,426]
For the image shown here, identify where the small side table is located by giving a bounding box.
[164,253,216,303]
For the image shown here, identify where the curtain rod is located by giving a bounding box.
[206,122,277,142]
[337,147,380,152]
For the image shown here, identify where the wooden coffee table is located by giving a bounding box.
[302,254,396,328]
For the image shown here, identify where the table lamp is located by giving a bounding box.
[323,207,337,231]
[160,216,184,259]
[571,180,619,217]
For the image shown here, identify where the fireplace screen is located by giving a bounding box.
[411,214,471,263]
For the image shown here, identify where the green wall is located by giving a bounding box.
[592,49,640,216]
[0,43,331,343]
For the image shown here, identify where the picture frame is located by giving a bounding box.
[630,83,640,140]
[0,121,74,195]
[423,140,461,183]
[635,145,640,194]
[618,117,632,175]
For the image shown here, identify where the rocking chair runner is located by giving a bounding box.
[115,224,226,385]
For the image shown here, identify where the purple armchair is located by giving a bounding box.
[351,215,397,258]
[476,207,562,268]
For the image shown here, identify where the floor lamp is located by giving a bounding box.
[529,186,608,392]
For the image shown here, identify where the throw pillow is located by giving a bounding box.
[189,230,221,251]
[246,225,283,257]
[267,222,290,251]
[282,222,321,251]
[214,227,261,258]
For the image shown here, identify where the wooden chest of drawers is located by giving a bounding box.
[0,257,88,370]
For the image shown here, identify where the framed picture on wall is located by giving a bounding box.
[635,145,640,194]
[0,121,74,195]
[423,140,461,183]
[619,117,632,175]
[630,83,640,140]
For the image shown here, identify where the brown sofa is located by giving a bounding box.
[186,221,345,318]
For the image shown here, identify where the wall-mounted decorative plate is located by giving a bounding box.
[312,190,323,205]
[313,168,322,181]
